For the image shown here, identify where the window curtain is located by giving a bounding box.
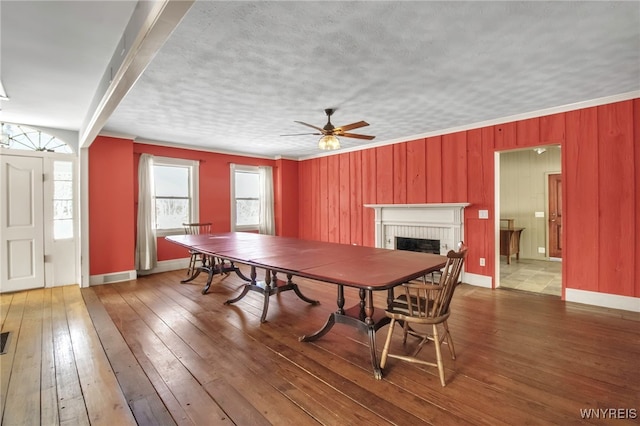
[258,166,275,235]
[135,153,157,271]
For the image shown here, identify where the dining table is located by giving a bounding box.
[166,232,447,379]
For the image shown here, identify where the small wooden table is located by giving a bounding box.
[500,227,524,264]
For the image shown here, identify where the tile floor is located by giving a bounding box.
[498,257,562,296]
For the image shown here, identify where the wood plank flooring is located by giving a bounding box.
[1,266,639,425]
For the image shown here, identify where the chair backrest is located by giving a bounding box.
[433,246,467,317]
[183,222,212,235]
[400,243,467,320]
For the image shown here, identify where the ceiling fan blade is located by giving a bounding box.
[340,132,376,140]
[294,121,326,133]
[335,121,369,132]
[281,132,322,137]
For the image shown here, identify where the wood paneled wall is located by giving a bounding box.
[298,99,640,298]
[87,100,639,299]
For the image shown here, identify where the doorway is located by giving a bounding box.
[0,151,78,292]
[496,146,562,296]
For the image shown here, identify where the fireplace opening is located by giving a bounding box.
[395,237,440,254]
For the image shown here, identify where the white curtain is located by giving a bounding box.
[258,166,275,235]
[135,154,157,271]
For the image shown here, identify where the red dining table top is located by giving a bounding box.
[166,232,447,290]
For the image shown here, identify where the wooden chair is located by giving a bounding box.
[380,243,468,386]
[182,222,212,277]
[424,240,465,284]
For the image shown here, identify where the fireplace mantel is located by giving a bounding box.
[364,203,470,254]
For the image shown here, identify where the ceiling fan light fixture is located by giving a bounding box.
[318,134,340,150]
[533,147,547,155]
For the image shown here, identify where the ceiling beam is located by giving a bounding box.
[79,0,194,148]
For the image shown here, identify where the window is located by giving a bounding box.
[1,123,72,153]
[230,164,274,233]
[53,161,74,239]
[152,157,199,235]
[231,165,260,230]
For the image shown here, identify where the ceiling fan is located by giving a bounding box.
[282,108,375,150]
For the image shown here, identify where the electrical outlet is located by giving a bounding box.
[538,247,546,254]
[479,257,485,266]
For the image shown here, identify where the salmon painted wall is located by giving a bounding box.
[298,99,640,298]
[89,137,297,275]
[88,136,135,275]
[275,159,299,237]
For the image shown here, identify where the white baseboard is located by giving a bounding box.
[90,258,189,284]
[565,288,640,313]
[137,257,190,276]
[463,272,493,288]
[90,270,137,285]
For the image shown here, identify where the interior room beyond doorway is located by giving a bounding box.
[498,145,562,296]
[499,258,561,296]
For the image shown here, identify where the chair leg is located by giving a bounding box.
[187,253,196,276]
[402,320,410,344]
[432,324,446,386]
[380,319,396,369]
[442,320,456,359]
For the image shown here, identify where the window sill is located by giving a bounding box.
[234,225,259,232]
[155,228,185,238]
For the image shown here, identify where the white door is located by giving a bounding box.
[0,155,45,292]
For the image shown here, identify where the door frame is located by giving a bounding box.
[546,172,562,260]
[494,148,563,291]
[0,149,79,290]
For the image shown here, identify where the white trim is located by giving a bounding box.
[80,148,90,287]
[463,272,493,288]
[494,152,501,290]
[89,259,190,283]
[80,1,195,147]
[364,203,470,209]
[565,289,640,313]
[90,270,136,285]
[298,91,640,161]
[365,203,469,255]
[104,93,640,162]
[230,163,261,232]
[153,156,199,237]
[0,150,81,288]
[138,257,190,275]
[130,137,284,160]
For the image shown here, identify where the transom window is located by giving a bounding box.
[0,123,72,153]
[152,157,199,235]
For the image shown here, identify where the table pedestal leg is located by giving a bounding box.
[300,286,388,379]
[181,253,209,284]
[226,267,320,323]
[183,256,252,295]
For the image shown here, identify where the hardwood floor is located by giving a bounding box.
[1,267,639,425]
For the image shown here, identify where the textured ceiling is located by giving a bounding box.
[0,1,137,131]
[2,1,639,159]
